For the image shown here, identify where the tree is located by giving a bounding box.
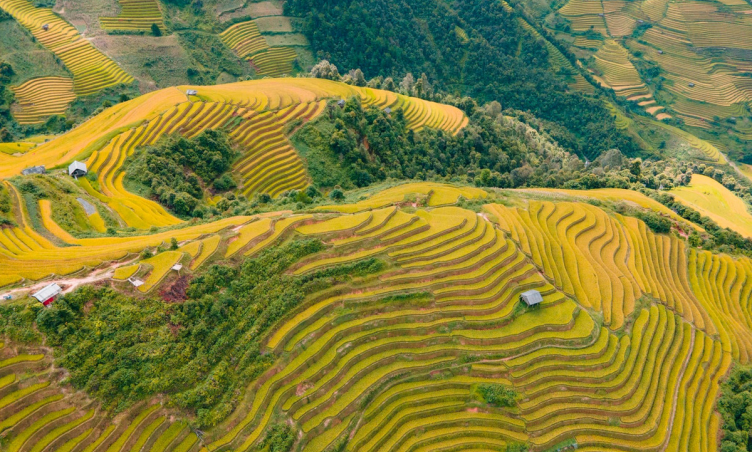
[350,68,366,86]
[310,60,341,80]
[151,23,162,37]
[399,73,415,94]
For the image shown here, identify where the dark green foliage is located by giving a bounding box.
[0,301,43,344]
[473,383,517,407]
[286,0,639,159]
[151,23,162,37]
[635,210,671,234]
[212,173,237,192]
[718,366,752,452]
[294,97,580,190]
[126,130,237,216]
[35,239,384,426]
[258,423,295,452]
[506,443,529,452]
[651,192,752,256]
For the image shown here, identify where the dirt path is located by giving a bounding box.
[0,259,135,304]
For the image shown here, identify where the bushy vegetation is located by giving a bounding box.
[126,130,237,216]
[718,366,752,452]
[294,97,697,195]
[294,97,581,190]
[650,192,752,256]
[177,32,251,84]
[287,0,639,160]
[34,239,383,426]
[259,423,295,452]
[473,383,518,407]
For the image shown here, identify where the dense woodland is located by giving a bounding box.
[718,366,752,452]
[286,0,638,160]
[125,130,237,216]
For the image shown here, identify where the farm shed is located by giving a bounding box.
[520,289,543,307]
[186,89,198,95]
[21,165,46,175]
[31,283,61,306]
[68,161,87,178]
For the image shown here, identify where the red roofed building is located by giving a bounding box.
[31,283,61,306]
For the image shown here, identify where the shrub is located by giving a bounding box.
[473,383,517,407]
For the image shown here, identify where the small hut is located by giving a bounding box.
[42,24,49,31]
[520,289,543,307]
[68,161,87,178]
[21,166,46,176]
[186,89,198,96]
[31,283,61,307]
[384,107,392,114]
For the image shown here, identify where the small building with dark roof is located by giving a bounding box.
[520,289,543,307]
[68,161,87,178]
[22,166,46,176]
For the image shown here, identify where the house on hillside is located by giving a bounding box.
[21,166,46,176]
[520,289,543,307]
[186,89,198,96]
[31,283,61,307]
[68,161,87,178]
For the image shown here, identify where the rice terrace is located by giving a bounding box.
[2,0,752,451]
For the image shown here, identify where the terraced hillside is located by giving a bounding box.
[0,79,467,284]
[0,340,199,452]
[671,174,752,238]
[0,0,133,96]
[220,20,298,77]
[10,77,76,125]
[1,179,752,451]
[99,0,165,33]
[539,0,752,129]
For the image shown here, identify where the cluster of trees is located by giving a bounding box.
[294,96,695,195]
[0,57,17,142]
[126,130,237,216]
[294,96,583,190]
[286,0,639,160]
[650,192,752,256]
[34,239,384,427]
[717,366,752,452]
[473,383,518,408]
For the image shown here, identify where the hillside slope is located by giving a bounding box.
[0,182,748,451]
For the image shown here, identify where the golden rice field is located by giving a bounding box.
[671,174,752,238]
[554,0,752,126]
[2,182,752,451]
[220,20,298,77]
[0,79,466,230]
[10,77,76,125]
[0,340,199,452]
[99,0,165,32]
[0,0,133,96]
